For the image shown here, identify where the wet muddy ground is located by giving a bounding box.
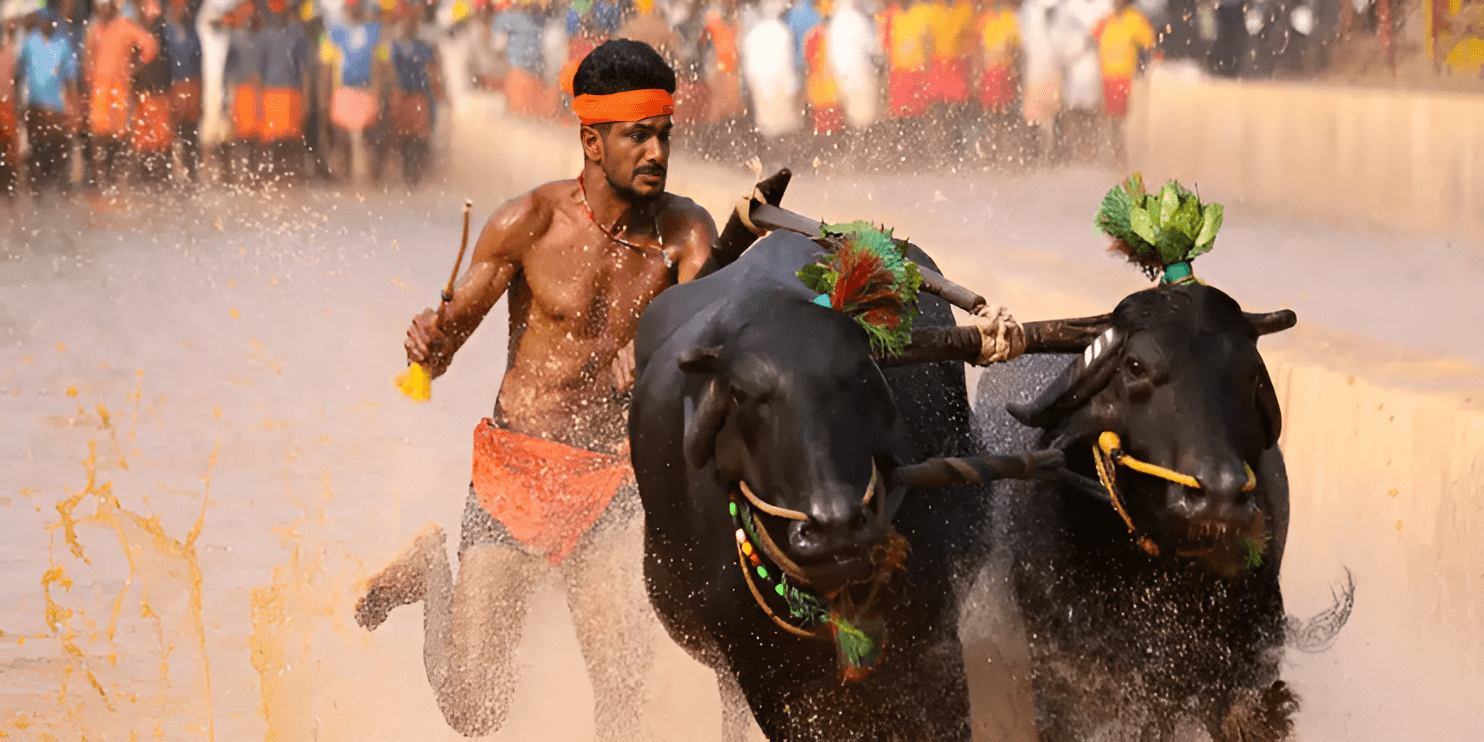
[1,150,1480,740]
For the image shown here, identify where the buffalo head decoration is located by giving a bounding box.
[1009,283,1295,577]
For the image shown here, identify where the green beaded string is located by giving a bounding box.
[729,496,829,624]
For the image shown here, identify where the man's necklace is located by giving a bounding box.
[576,173,673,269]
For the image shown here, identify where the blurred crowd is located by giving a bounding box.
[0,0,1373,201]
[0,0,445,200]
[451,0,1170,166]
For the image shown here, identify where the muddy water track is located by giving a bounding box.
[1,168,1481,740]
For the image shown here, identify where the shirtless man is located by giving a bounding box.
[354,40,718,738]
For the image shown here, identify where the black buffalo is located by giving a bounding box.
[629,229,997,740]
[975,282,1336,741]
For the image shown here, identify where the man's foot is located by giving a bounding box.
[355,523,446,631]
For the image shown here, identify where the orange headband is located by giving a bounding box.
[571,89,675,126]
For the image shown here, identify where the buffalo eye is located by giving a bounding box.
[1124,356,1148,378]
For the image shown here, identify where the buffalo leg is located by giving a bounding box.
[560,512,656,742]
[354,522,543,736]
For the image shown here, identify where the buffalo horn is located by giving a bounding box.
[1006,326,1124,428]
[1022,314,1114,353]
[747,202,993,315]
[894,449,1064,488]
[1244,309,1298,336]
[714,169,793,266]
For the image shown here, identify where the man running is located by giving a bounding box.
[354,39,717,738]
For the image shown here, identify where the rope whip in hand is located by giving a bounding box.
[397,199,473,401]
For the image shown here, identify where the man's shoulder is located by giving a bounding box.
[488,180,570,237]
[658,192,713,224]
[526,178,580,213]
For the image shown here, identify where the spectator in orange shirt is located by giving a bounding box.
[701,0,743,124]
[85,0,160,189]
[975,0,1018,115]
[258,0,312,183]
[923,0,972,106]
[220,1,266,186]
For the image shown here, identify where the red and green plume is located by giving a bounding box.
[797,221,924,357]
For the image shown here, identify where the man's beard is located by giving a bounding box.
[606,165,666,203]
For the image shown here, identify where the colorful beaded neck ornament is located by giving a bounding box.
[727,491,908,681]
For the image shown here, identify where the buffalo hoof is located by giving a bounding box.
[354,523,445,631]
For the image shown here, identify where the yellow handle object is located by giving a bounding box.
[396,362,433,401]
[396,199,474,404]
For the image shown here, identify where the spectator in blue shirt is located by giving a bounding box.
[784,0,820,74]
[17,11,80,197]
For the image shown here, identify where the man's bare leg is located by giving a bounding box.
[355,524,544,736]
[561,513,655,742]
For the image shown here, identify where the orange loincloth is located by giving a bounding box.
[1102,76,1132,118]
[978,64,1016,111]
[131,91,173,152]
[888,69,928,119]
[925,58,969,104]
[471,419,634,565]
[232,83,260,139]
[259,87,304,142]
[90,84,132,137]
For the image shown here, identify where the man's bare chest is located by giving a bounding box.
[518,233,673,330]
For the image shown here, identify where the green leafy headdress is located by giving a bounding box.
[797,221,924,357]
[1095,173,1224,284]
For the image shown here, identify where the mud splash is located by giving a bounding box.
[21,397,217,739]
[248,468,360,742]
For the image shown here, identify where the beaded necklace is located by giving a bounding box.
[576,172,673,268]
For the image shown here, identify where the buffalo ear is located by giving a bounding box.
[680,347,730,470]
[679,346,724,373]
[1244,309,1297,336]
[1008,328,1124,429]
[1255,362,1282,448]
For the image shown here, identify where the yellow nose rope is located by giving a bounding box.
[1091,431,1257,557]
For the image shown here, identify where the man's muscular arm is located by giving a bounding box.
[405,194,540,378]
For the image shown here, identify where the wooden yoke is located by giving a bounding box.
[720,174,1117,366]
